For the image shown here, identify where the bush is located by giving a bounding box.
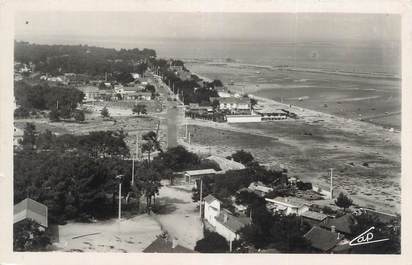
[74,110,85,122]
[49,109,60,122]
[13,220,51,251]
[14,106,30,118]
[194,230,229,253]
[100,106,110,118]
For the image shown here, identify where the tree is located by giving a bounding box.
[139,168,161,213]
[14,106,30,118]
[231,150,254,166]
[132,104,147,115]
[335,192,353,211]
[194,230,229,253]
[36,129,55,150]
[212,79,223,87]
[250,98,258,108]
[22,123,37,150]
[74,110,85,122]
[100,106,110,118]
[14,219,51,251]
[142,131,162,168]
[145,84,156,93]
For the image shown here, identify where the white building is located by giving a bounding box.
[203,194,251,242]
[226,114,262,123]
[248,181,273,197]
[204,194,221,227]
[184,169,217,185]
[216,97,251,111]
[78,86,100,102]
[265,196,311,216]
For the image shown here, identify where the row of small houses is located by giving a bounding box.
[78,85,153,102]
[202,191,397,253]
[171,159,397,253]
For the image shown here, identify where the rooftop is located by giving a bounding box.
[301,210,328,221]
[215,210,251,233]
[184,168,217,176]
[320,214,356,235]
[143,236,196,253]
[206,155,245,173]
[213,97,251,105]
[304,226,343,252]
[78,86,99,93]
[204,194,220,204]
[14,198,48,227]
[266,196,311,208]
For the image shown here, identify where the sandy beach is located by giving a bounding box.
[178,87,400,214]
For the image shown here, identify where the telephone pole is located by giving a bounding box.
[131,134,139,186]
[199,178,203,219]
[330,168,334,199]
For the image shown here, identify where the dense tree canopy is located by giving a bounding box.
[335,192,353,210]
[14,81,84,120]
[15,41,155,76]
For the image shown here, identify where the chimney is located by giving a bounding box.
[223,213,228,223]
[337,232,341,240]
[331,225,336,233]
[172,237,178,249]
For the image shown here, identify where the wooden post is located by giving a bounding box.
[330,168,333,199]
[199,178,203,219]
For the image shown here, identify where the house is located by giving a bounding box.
[131,73,140,80]
[304,226,350,253]
[320,214,357,236]
[212,97,251,112]
[187,103,213,114]
[214,209,252,242]
[204,194,221,227]
[176,69,192,81]
[180,169,217,186]
[123,92,152,101]
[204,195,251,242]
[143,234,196,253]
[248,181,273,197]
[265,196,311,216]
[259,111,288,121]
[233,203,248,215]
[226,114,262,123]
[301,210,328,226]
[14,198,48,228]
[205,155,245,173]
[78,86,100,102]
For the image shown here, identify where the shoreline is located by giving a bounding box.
[185,59,400,80]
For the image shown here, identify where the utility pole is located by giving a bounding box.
[131,134,139,186]
[199,178,203,219]
[118,181,122,220]
[330,168,334,199]
[115,175,124,222]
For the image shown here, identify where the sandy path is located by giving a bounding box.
[152,186,203,249]
[54,215,162,252]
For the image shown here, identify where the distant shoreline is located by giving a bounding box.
[185,59,400,80]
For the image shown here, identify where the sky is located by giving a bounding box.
[15,12,400,43]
